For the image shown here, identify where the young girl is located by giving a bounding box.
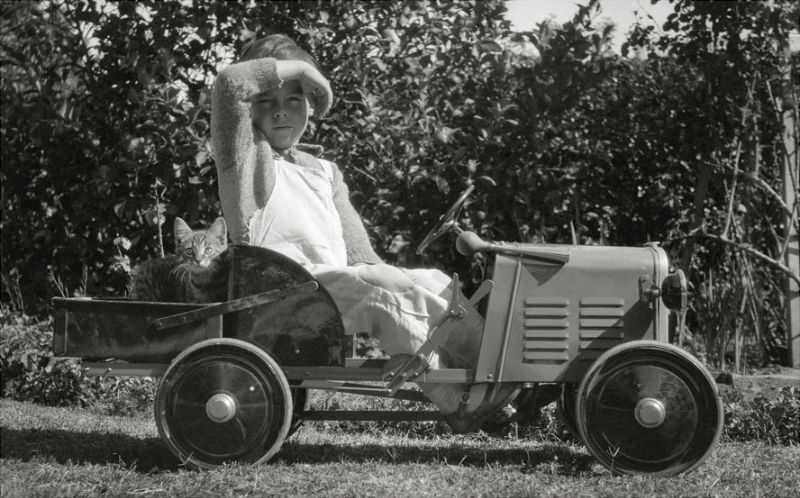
[211,34,511,428]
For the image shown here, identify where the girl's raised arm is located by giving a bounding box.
[274,60,332,116]
[212,58,334,244]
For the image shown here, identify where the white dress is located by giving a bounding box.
[248,156,468,369]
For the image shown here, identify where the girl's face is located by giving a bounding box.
[251,80,309,151]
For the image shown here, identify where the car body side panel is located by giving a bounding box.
[474,245,670,383]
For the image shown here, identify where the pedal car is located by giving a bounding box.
[52,185,722,476]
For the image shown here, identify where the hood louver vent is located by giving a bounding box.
[522,297,569,363]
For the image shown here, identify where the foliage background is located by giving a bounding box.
[1,0,798,368]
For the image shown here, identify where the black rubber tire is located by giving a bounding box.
[155,338,293,469]
[575,340,722,476]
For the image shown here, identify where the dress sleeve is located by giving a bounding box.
[211,58,281,244]
[330,164,384,265]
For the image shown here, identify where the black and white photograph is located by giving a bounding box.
[1,1,798,496]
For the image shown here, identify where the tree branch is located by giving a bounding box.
[722,139,743,238]
[670,228,800,285]
[709,159,794,217]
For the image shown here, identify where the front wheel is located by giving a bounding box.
[575,341,722,476]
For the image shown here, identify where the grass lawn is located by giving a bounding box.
[1,399,798,498]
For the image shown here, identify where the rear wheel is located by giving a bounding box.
[575,341,722,476]
[155,339,292,469]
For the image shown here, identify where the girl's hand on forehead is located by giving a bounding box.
[275,60,332,115]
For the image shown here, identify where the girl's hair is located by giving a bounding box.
[238,34,318,68]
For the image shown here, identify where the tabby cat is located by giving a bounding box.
[129,217,229,303]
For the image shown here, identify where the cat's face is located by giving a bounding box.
[174,217,228,267]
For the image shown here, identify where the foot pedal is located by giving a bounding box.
[383,353,431,392]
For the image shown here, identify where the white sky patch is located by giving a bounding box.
[505,0,674,52]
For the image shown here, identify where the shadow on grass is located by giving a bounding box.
[1,426,593,476]
[0,427,180,472]
[278,440,594,476]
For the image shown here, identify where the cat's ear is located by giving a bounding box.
[209,217,228,244]
[174,217,193,245]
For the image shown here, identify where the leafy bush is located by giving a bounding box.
[0,306,155,414]
[723,386,800,445]
[84,376,157,417]
[0,306,85,406]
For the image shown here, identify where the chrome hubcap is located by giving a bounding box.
[205,392,237,423]
[634,397,666,428]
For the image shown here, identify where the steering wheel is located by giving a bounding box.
[416,185,475,255]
